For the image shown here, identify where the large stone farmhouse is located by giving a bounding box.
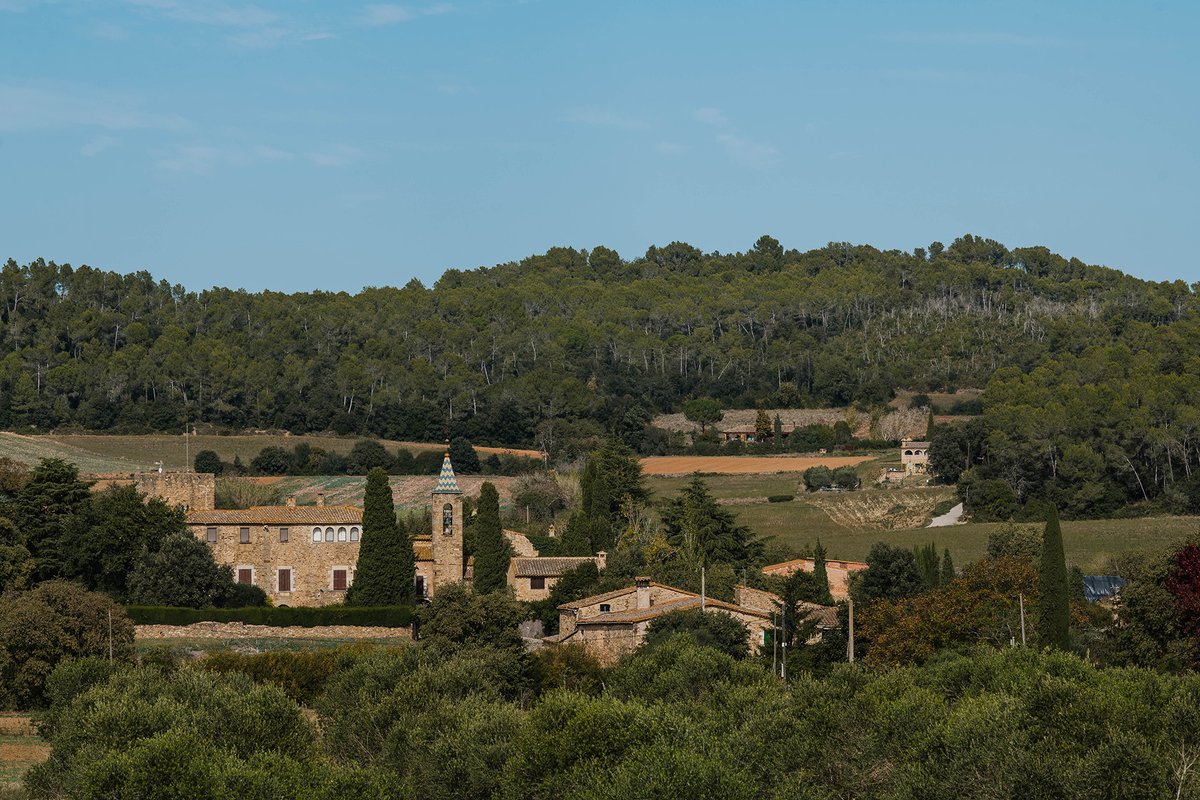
[184,454,469,606]
[507,552,607,601]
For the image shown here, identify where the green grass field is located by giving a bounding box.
[0,432,452,473]
[0,725,48,793]
[647,474,1200,572]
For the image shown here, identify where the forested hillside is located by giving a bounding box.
[1,236,1195,466]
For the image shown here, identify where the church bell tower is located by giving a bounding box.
[430,453,464,594]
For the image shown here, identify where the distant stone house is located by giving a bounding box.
[507,552,607,601]
[762,557,868,601]
[900,439,931,475]
[546,577,774,665]
[184,454,470,606]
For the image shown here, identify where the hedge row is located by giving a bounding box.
[766,495,795,503]
[126,605,412,628]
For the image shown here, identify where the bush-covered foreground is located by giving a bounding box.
[22,639,1200,800]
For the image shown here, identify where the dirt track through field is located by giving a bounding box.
[639,455,872,476]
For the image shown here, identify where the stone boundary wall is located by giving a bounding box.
[136,622,412,640]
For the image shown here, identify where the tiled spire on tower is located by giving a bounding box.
[432,452,462,494]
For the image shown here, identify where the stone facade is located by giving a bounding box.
[187,454,469,606]
[900,439,931,476]
[762,557,867,601]
[132,471,216,511]
[186,501,364,606]
[550,578,773,666]
[507,552,607,601]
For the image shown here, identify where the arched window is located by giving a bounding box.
[325,527,334,542]
[904,450,913,456]
[312,527,322,543]
[337,527,348,542]
[442,503,454,536]
[350,527,360,542]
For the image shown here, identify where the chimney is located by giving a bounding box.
[316,492,325,507]
[286,495,296,507]
[596,551,607,571]
[635,576,651,610]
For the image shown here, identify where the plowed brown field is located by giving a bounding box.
[639,455,872,476]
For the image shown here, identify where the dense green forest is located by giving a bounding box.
[4,235,1200,513]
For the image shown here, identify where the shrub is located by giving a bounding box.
[127,532,236,608]
[0,581,135,709]
[201,645,376,702]
[642,609,751,660]
[766,494,794,503]
[803,465,833,492]
[193,449,225,475]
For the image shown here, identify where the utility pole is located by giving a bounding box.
[848,597,855,663]
[772,610,779,677]
[184,423,191,472]
[1019,593,1027,646]
[781,602,787,682]
[701,566,706,611]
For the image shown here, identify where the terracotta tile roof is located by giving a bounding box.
[799,602,840,629]
[762,557,868,574]
[575,595,772,625]
[558,582,696,610]
[512,556,599,578]
[186,505,361,525]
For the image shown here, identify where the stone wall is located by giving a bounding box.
[134,471,216,511]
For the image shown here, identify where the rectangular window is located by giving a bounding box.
[415,575,426,598]
[332,569,348,591]
[529,576,546,590]
[206,527,217,543]
[279,527,289,543]
[239,527,250,544]
[237,568,253,585]
[599,603,611,613]
[278,568,292,593]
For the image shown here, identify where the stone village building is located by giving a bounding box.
[900,439,931,476]
[544,578,830,666]
[184,454,468,606]
[507,552,607,601]
[761,557,868,601]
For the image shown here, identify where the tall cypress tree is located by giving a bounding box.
[346,467,413,605]
[471,482,511,594]
[812,539,834,604]
[1038,506,1070,649]
[941,548,955,584]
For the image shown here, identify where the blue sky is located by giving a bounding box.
[1,0,1197,291]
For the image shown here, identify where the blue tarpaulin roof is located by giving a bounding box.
[1083,576,1126,603]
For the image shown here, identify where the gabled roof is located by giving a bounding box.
[512,556,600,578]
[575,595,772,625]
[557,582,694,610]
[186,505,361,525]
[762,557,868,573]
[432,453,462,494]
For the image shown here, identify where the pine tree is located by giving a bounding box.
[812,539,834,604]
[448,437,481,474]
[755,408,772,442]
[471,483,511,593]
[1037,506,1070,649]
[925,407,936,440]
[345,467,413,605]
[941,548,955,584]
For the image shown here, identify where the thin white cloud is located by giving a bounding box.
[716,132,780,169]
[694,106,728,127]
[562,106,646,131]
[154,142,322,173]
[0,82,188,133]
[876,30,1069,47]
[359,3,452,27]
[126,0,334,47]
[308,144,362,167]
[81,135,119,157]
